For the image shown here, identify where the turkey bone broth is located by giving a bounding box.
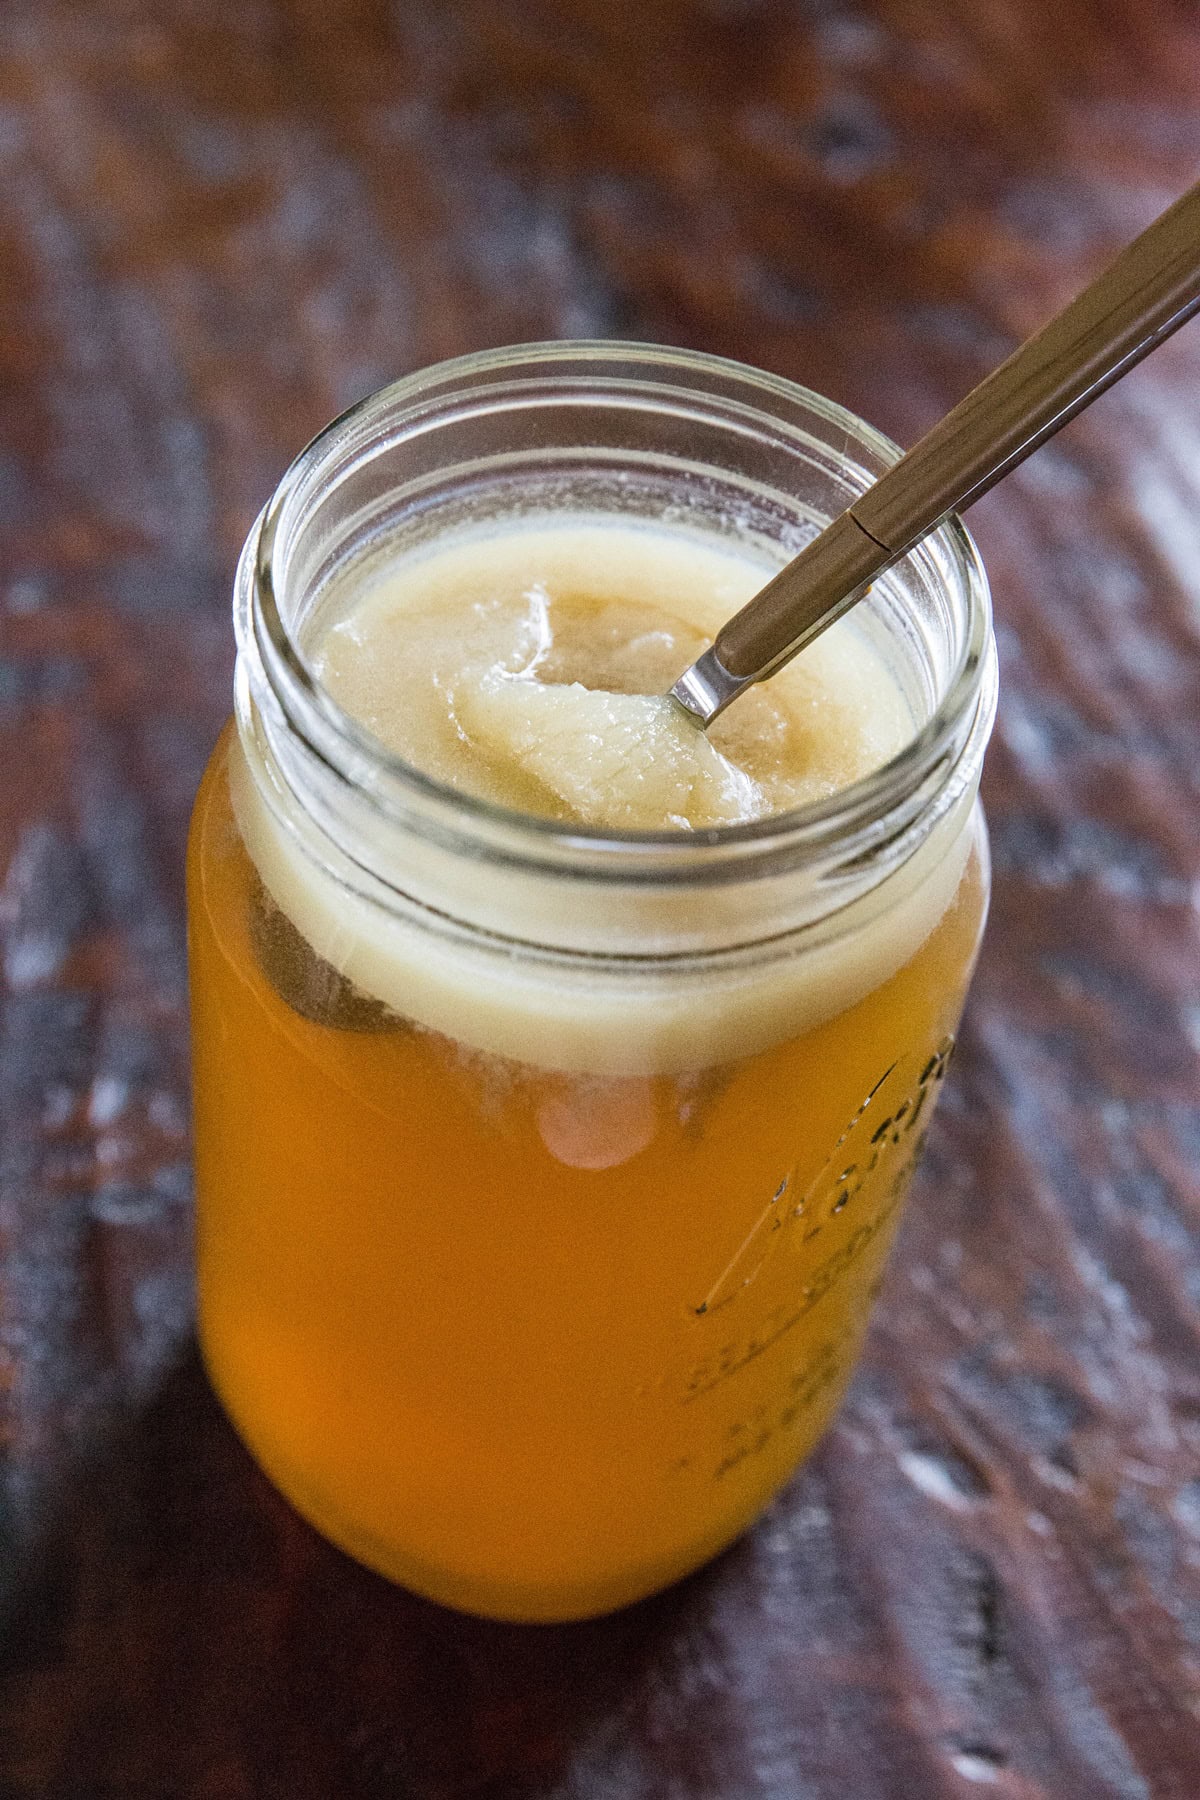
[189,370,992,1625]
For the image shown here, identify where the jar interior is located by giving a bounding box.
[267,379,969,777]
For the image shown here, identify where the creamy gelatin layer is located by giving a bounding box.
[312,520,912,830]
[224,515,976,1075]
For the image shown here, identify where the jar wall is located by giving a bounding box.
[189,344,995,1620]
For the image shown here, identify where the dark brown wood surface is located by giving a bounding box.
[2,3,1199,1795]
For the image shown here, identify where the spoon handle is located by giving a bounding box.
[673,178,1200,725]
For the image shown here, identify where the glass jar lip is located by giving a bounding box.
[248,339,993,872]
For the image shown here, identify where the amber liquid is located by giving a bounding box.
[189,727,987,1621]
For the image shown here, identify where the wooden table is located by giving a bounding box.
[2,3,1199,1794]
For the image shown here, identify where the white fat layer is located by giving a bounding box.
[232,518,973,1074]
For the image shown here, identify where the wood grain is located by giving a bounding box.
[1,2,1199,1794]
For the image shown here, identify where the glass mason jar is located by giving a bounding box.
[188,343,996,1623]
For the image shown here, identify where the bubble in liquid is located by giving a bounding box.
[537,1076,658,1170]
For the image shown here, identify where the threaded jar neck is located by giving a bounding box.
[234,342,995,940]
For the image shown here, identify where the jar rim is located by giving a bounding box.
[245,340,994,884]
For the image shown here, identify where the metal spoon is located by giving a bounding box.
[671,179,1200,727]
